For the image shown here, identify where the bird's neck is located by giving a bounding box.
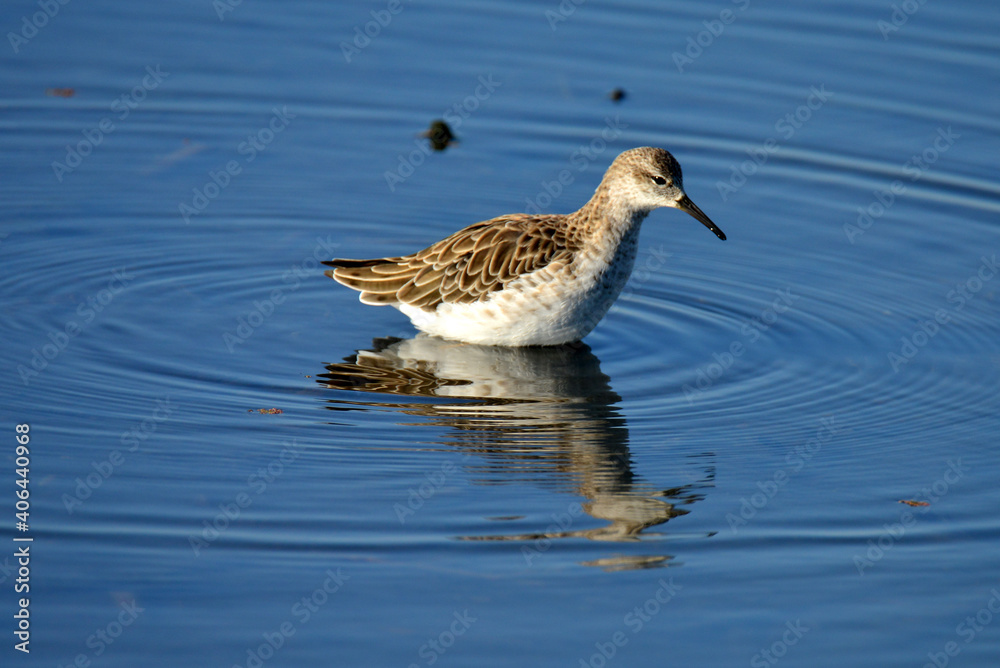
[574,182,651,245]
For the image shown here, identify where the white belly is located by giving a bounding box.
[397,227,641,346]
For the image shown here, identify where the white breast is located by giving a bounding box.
[398,223,643,346]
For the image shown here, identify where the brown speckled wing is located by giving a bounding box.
[323,215,577,310]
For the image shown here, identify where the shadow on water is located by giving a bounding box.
[316,335,715,570]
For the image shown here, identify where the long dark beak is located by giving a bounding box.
[676,194,726,241]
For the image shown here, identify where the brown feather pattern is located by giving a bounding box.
[323,214,582,310]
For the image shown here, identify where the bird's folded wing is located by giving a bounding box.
[323,216,576,310]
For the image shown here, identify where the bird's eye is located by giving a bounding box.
[651,176,668,186]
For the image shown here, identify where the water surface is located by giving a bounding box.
[2,0,999,666]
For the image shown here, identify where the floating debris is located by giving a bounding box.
[608,88,626,102]
[46,88,75,98]
[898,499,929,507]
[421,119,457,151]
[248,408,283,414]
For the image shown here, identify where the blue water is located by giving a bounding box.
[3,0,999,666]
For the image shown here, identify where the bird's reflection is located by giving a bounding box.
[316,335,713,570]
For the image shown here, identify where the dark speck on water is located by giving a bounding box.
[421,119,457,151]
